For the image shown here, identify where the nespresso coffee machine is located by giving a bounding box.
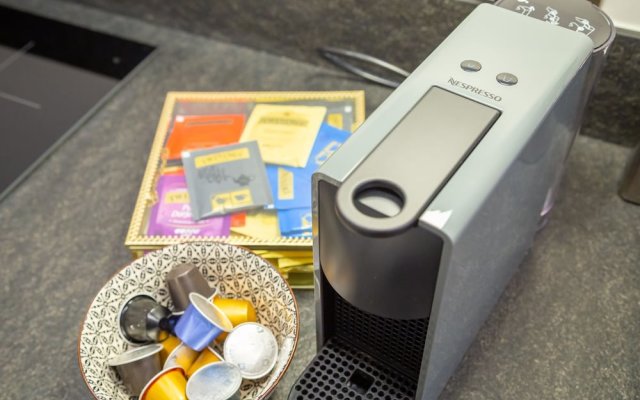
[290,2,614,400]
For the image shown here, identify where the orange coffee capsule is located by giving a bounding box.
[212,297,257,341]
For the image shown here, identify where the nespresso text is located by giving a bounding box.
[448,78,502,102]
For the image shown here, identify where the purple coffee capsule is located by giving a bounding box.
[174,292,233,351]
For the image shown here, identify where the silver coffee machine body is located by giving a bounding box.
[290,4,599,400]
[495,0,615,223]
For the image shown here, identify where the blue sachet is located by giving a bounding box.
[267,123,350,210]
[278,207,312,236]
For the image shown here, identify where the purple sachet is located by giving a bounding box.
[147,174,231,236]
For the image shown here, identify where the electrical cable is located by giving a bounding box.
[318,46,410,88]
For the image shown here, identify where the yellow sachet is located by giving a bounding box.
[279,264,315,274]
[278,257,314,268]
[326,113,344,129]
[285,264,315,287]
[260,250,313,259]
[240,104,327,167]
[230,210,280,239]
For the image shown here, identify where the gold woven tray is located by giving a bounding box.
[125,91,365,287]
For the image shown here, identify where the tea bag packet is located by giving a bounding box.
[182,141,272,220]
[172,100,252,119]
[278,207,312,237]
[230,210,280,239]
[160,165,185,176]
[147,174,231,236]
[265,166,312,210]
[284,231,312,238]
[164,114,245,160]
[291,123,350,178]
[278,256,314,268]
[267,124,351,210]
[240,104,326,167]
[230,212,246,227]
[276,99,356,131]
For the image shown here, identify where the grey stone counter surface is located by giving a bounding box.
[61,0,640,148]
[0,1,638,399]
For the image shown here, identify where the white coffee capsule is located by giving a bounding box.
[223,322,278,379]
[186,361,242,400]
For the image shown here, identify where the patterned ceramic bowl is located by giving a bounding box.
[78,242,299,400]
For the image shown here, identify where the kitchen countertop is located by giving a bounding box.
[0,0,638,399]
[62,0,640,148]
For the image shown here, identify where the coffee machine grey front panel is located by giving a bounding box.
[322,87,500,320]
[299,4,593,400]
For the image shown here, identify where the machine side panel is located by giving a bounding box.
[417,64,589,400]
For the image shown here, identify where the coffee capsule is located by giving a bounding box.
[212,297,257,342]
[223,322,278,379]
[187,346,224,378]
[174,292,233,351]
[186,362,242,400]
[159,335,182,364]
[163,342,199,372]
[166,263,215,314]
[139,366,187,400]
[212,297,257,326]
[107,344,163,395]
[118,294,173,344]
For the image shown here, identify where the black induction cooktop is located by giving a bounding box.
[0,6,155,200]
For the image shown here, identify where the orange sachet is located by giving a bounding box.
[165,114,245,160]
[161,166,185,176]
[230,212,246,227]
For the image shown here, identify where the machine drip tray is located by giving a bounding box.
[289,338,417,400]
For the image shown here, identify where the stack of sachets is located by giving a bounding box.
[148,114,247,237]
[265,122,349,237]
[147,102,352,239]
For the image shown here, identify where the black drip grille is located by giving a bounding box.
[333,293,429,381]
[289,338,417,400]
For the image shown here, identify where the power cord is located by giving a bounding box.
[318,47,410,88]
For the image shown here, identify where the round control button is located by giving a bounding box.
[496,72,518,86]
[460,60,482,72]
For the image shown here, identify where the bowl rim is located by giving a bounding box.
[77,241,301,400]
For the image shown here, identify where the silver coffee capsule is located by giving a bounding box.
[186,361,242,400]
[166,263,215,314]
[118,294,172,344]
[223,322,278,380]
[107,343,163,395]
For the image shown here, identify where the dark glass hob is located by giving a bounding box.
[0,6,155,200]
